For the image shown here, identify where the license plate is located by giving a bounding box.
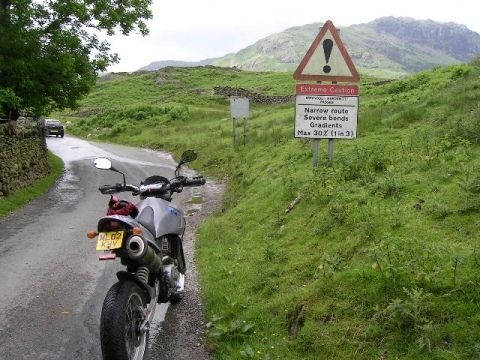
[96,231,124,251]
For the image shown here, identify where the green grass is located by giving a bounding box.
[59,62,480,359]
[0,152,64,216]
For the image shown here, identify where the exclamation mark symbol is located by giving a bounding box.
[322,39,333,73]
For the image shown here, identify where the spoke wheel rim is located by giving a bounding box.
[124,293,147,360]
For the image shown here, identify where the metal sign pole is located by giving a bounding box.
[313,139,320,167]
[232,117,236,145]
[243,117,247,145]
[328,139,334,162]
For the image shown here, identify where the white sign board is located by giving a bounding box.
[230,97,249,118]
[295,94,358,139]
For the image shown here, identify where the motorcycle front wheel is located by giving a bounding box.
[100,281,149,360]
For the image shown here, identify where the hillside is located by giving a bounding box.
[140,17,480,78]
[59,61,480,359]
[138,58,214,72]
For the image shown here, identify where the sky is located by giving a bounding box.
[107,0,479,72]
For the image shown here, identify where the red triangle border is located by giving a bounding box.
[293,20,360,83]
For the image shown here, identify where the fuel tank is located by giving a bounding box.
[135,197,185,238]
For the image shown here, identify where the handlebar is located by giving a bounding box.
[182,176,206,187]
[99,183,139,195]
[99,184,122,194]
[98,176,205,196]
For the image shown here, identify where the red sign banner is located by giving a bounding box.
[296,84,359,96]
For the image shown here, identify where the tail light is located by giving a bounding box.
[98,220,125,232]
[103,221,124,231]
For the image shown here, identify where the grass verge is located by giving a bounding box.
[0,152,64,216]
[59,63,480,359]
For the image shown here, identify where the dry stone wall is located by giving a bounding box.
[0,120,50,196]
[213,86,295,104]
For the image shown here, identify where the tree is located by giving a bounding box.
[0,0,152,118]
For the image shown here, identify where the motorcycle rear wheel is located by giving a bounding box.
[100,281,149,360]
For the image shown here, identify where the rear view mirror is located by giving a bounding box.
[94,158,112,170]
[179,150,197,164]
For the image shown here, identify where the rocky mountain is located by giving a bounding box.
[140,17,480,78]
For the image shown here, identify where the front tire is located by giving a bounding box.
[100,281,149,360]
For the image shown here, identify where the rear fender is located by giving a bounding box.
[97,215,139,231]
[97,215,155,242]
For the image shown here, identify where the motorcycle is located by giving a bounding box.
[88,150,205,360]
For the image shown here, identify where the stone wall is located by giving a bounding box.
[0,120,50,196]
[213,86,295,104]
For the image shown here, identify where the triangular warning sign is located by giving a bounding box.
[294,20,359,82]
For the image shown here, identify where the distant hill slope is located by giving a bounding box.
[140,17,480,78]
[138,59,214,71]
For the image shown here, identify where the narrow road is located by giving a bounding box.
[0,136,222,359]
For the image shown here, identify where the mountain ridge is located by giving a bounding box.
[138,17,480,78]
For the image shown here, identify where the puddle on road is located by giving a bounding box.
[185,208,200,216]
[188,195,204,205]
[49,168,83,212]
[185,189,204,216]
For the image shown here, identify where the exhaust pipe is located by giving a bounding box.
[125,236,162,273]
[126,235,147,259]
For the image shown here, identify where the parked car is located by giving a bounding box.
[45,119,64,137]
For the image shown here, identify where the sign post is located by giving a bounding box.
[312,139,320,167]
[328,138,334,161]
[293,20,360,166]
[232,117,237,145]
[230,97,250,146]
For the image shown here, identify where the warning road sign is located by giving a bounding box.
[295,84,358,139]
[293,20,359,82]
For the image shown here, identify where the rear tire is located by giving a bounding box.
[100,281,149,360]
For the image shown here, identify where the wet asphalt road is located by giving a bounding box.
[0,136,219,360]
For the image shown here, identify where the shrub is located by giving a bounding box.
[169,105,190,121]
[449,65,472,80]
[374,287,432,333]
[371,174,403,198]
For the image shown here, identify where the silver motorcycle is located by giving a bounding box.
[88,150,205,360]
